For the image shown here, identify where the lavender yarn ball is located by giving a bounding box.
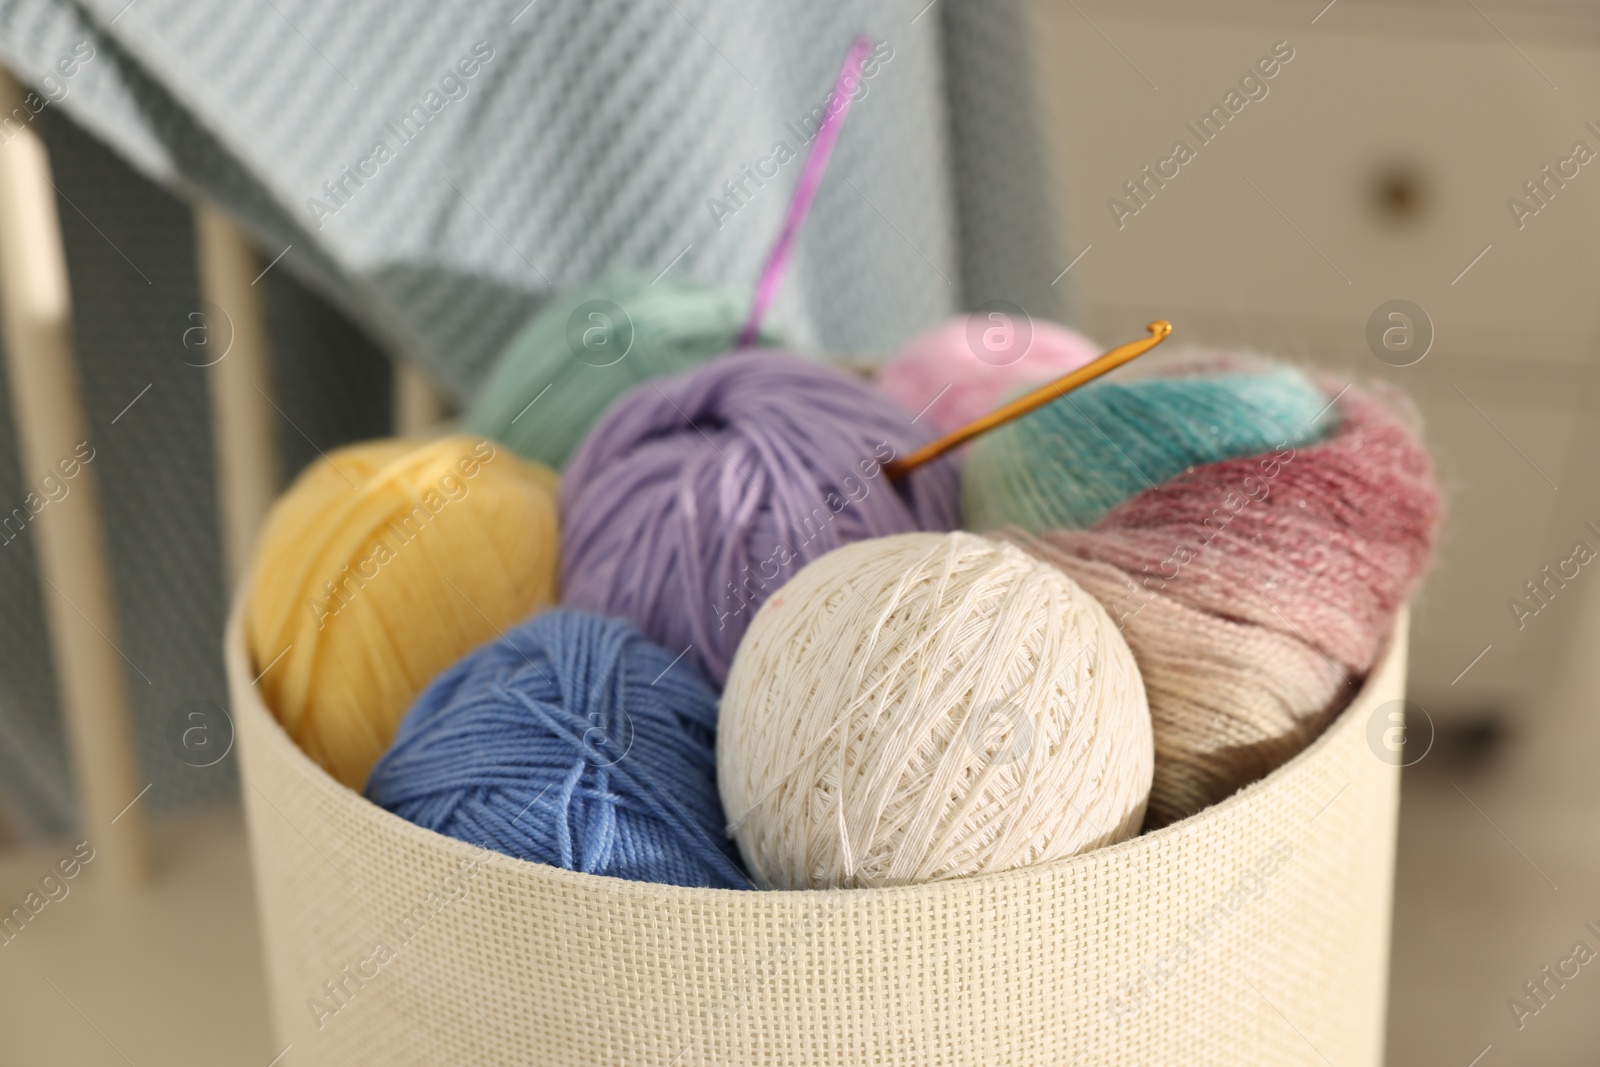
[561,351,962,685]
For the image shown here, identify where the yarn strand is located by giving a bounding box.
[1001,380,1441,825]
[367,611,749,889]
[718,532,1153,890]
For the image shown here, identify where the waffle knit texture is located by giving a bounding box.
[231,594,1408,1066]
[0,0,1069,397]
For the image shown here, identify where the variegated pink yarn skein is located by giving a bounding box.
[1002,383,1441,826]
[876,316,1101,432]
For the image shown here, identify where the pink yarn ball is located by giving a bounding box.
[876,315,1102,432]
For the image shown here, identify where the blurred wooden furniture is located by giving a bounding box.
[0,70,150,887]
[1035,0,1600,719]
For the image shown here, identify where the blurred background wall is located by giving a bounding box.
[1037,0,1600,728]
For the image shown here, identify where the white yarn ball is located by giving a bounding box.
[718,531,1153,890]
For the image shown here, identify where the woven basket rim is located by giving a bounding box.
[229,584,1406,902]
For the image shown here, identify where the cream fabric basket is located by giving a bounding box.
[229,596,1408,1067]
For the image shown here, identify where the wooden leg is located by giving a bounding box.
[194,204,279,587]
[0,70,150,885]
[394,359,448,436]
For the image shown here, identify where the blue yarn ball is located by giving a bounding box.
[366,610,748,889]
[962,367,1337,531]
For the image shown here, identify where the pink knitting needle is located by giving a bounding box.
[737,35,875,348]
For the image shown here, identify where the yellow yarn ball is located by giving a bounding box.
[246,435,560,789]
[718,531,1153,890]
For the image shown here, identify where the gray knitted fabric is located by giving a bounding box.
[0,109,393,836]
[0,0,1071,833]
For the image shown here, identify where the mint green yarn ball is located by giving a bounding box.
[466,273,781,469]
[962,368,1337,531]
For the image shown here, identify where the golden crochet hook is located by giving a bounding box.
[886,319,1173,481]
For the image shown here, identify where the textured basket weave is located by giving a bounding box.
[230,595,1407,1066]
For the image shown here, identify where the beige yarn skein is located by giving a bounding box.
[718,531,1153,890]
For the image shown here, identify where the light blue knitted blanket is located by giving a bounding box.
[0,0,1074,835]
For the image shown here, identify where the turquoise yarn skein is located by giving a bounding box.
[465,272,782,469]
[962,367,1337,531]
